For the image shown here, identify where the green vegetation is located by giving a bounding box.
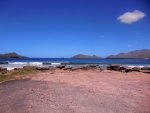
[0,66,39,82]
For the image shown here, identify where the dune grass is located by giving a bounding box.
[0,66,40,82]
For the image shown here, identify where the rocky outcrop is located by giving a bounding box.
[0,52,28,58]
[107,49,150,59]
[73,54,100,58]
[107,64,150,73]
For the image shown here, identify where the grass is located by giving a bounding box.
[0,66,40,82]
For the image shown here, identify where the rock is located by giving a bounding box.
[72,65,84,71]
[36,67,42,70]
[41,67,50,70]
[1,68,7,71]
[131,67,141,72]
[82,64,91,70]
[0,66,2,71]
[49,66,56,70]
[36,67,49,70]
[99,66,107,71]
[56,65,65,69]
[90,64,98,67]
[14,68,21,70]
[124,67,132,72]
[141,67,150,70]
[140,70,150,73]
[63,66,72,70]
[107,64,122,71]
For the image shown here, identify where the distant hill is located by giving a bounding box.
[107,49,150,59]
[0,52,28,58]
[73,54,100,58]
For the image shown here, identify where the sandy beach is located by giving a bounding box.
[0,69,150,113]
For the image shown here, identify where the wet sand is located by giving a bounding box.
[0,70,150,113]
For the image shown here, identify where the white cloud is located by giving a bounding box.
[117,10,146,24]
[128,45,132,47]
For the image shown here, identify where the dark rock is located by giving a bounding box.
[124,67,132,72]
[90,64,99,67]
[63,66,72,70]
[131,67,141,72]
[14,68,21,70]
[107,64,122,71]
[56,65,65,69]
[72,65,84,71]
[141,67,150,70]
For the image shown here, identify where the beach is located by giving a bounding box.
[0,69,150,113]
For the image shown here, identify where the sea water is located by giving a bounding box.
[0,58,150,70]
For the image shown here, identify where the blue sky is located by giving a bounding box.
[0,0,150,58]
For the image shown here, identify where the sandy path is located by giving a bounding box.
[0,70,150,113]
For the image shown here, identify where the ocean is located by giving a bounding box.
[0,58,150,70]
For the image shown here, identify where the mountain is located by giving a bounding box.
[73,54,100,58]
[107,49,150,59]
[0,52,28,58]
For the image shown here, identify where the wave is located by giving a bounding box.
[1,61,150,67]
[8,62,43,65]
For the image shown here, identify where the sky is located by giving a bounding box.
[0,0,150,58]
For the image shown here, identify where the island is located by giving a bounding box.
[0,52,28,58]
[107,49,150,59]
[72,54,100,58]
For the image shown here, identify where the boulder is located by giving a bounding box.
[107,64,122,71]
[63,66,72,70]
[141,67,150,70]
[14,68,21,70]
[140,70,150,73]
[36,67,49,70]
[131,67,141,72]
[56,65,65,69]
[82,64,91,70]
[41,67,50,70]
[99,66,107,71]
[72,65,84,71]
[124,67,132,72]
